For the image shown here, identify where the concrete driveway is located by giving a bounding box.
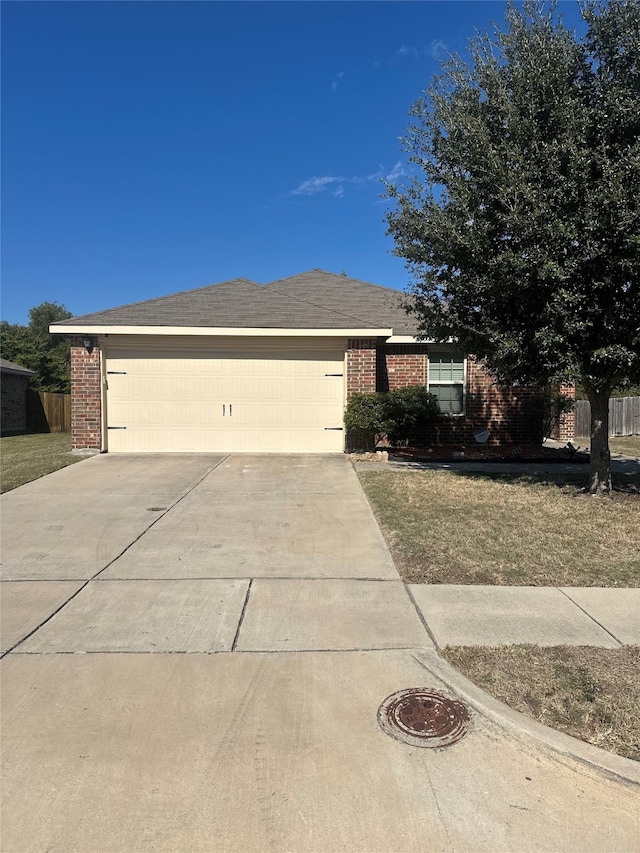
[1,454,639,852]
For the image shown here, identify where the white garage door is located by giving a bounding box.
[104,337,346,453]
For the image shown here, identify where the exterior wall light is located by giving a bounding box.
[83,337,95,354]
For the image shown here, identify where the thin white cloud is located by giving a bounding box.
[424,39,447,60]
[385,161,405,182]
[290,176,345,196]
[397,44,419,59]
[288,163,406,199]
[396,40,448,64]
[352,169,381,187]
[331,71,346,91]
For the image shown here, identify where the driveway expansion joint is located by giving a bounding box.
[557,587,624,648]
[90,453,230,582]
[404,583,441,652]
[231,578,253,650]
[1,583,89,658]
[1,455,231,656]
[9,645,435,656]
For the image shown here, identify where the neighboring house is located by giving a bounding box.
[1,358,36,435]
[50,270,573,453]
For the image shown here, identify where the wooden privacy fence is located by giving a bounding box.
[27,390,71,433]
[575,396,640,437]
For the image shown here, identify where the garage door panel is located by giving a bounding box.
[230,401,341,428]
[105,340,346,453]
[108,427,343,454]
[109,402,221,428]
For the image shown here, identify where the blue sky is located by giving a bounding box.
[2,1,585,324]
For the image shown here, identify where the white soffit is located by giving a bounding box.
[385,335,433,343]
[50,325,393,338]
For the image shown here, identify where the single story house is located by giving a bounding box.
[50,270,573,453]
[1,358,36,436]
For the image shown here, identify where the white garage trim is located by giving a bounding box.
[103,336,348,453]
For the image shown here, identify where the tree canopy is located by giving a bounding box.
[386,0,640,494]
[0,302,73,393]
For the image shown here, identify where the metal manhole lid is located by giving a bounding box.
[378,688,470,748]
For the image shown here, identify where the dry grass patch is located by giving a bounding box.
[443,645,640,761]
[1,433,84,493]
[609,435,640,457]
[358,469,640,586]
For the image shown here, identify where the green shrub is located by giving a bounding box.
[343,387,440,450]
[383,386,440,446]
[343,392,387,451]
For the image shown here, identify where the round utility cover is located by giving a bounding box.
[378,688,470,748]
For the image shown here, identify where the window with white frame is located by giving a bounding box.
[428,351,465,414]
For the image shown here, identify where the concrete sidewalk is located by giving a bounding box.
[408,584,640,649]
[1,454,639,852]
[4,578,637,655]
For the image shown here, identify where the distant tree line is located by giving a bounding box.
[0,302,73,393]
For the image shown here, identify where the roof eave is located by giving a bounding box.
[50,324,394,338]
[0,366,36,376]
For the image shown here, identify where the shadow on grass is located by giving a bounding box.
[436,467,640,497]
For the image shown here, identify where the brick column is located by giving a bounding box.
[552,383,576,441]
[346,339,377,395]
[70,336,102,451]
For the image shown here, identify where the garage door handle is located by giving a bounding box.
[324,427,344,431]
[229,404,232,416]
[107,371,127,375]
[108,426,127,429]
[325,373,343,377]
[222,404,225,416]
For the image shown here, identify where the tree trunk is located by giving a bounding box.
[588,390,611,495]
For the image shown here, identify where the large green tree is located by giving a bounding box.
[0,301,73,392]
[386,0,640,494]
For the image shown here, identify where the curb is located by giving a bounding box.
[412,648,640,788]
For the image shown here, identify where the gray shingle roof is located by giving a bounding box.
[265,270,418,335]
[54,270,419,335]
[0,358,36,376]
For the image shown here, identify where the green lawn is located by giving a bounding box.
[1,433,85,493]
[358,468,640,586]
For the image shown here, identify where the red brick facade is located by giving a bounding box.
[69,336,574,450]
[346,339,377,395]
[384,349,427,390]
[458,357,546,445]
[551,383,577,442]
[1,373,30,435]
[347,340,572,446]
[70,336,102,451]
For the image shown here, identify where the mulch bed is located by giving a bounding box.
[380,442,590,464]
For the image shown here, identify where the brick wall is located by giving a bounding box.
[380,346,427,391]
[1,373,29,434]
[445,358,544,445]
[551,383,577,441]
[69,336,570,451]
[70,337,101,450]
[346,339,377,395]
[346,342,547,446]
